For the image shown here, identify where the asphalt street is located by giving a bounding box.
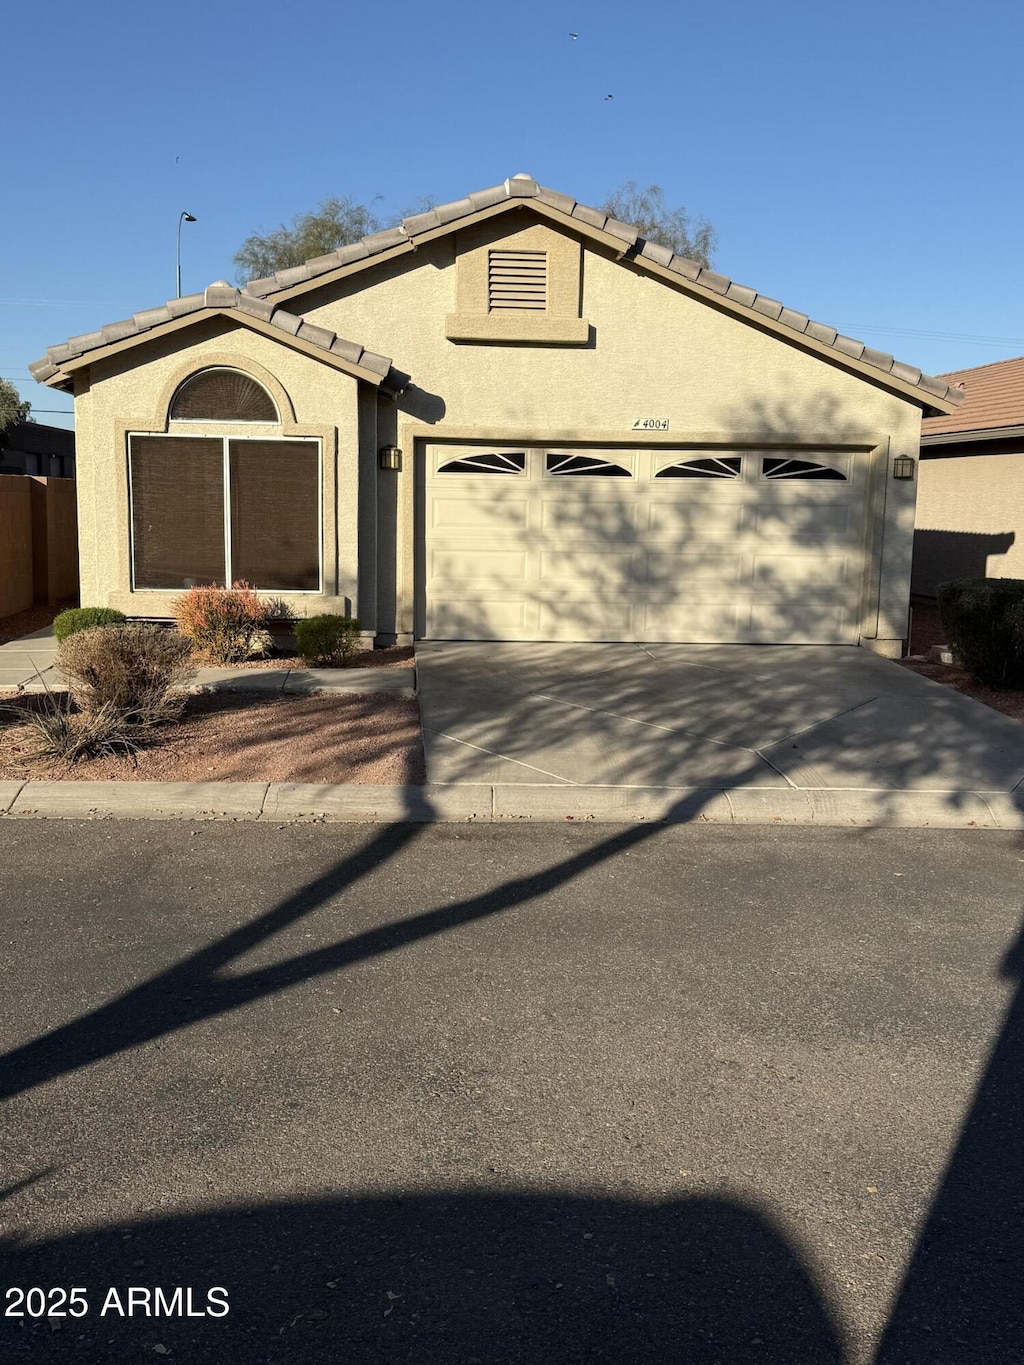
[0,820,1021,1363]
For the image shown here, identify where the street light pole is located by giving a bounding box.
[176,211,196,298]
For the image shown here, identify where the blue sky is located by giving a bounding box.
[4,0,1023,430]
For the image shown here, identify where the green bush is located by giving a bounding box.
[57,625,195,720]
[52,607,127,643]
[937,578,1024,688]
[294,614,362,667]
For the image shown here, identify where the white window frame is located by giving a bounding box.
[127,431,323,594]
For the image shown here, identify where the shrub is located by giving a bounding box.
[9,696,152,766]
[937,578,1024,688]
[172,582,273,664]
[52,606,127,643]
[294,614,362,667]
[57,625,195,720]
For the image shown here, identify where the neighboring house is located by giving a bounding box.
[914,356,1024,597]
[0,420,75,478]
[30,174,962,653]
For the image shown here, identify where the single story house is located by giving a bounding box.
[914,356,1024,597]
[0,421,75,479]
[31,174,962,654]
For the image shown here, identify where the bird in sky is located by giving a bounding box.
[569,31,578,38]
[605,94,614,100]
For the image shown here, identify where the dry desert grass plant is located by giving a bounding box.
[8,696,156,766]
[1,624,198,768]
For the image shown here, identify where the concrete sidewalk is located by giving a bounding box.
[0,626,59,690]
[0,628,413,695]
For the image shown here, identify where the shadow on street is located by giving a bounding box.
[877,917,1024,1363]
[0,1188,842,1363]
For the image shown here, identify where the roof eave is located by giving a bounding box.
[921,422,1024,447]
[35,309,393,391]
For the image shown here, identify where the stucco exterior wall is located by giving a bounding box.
[914,451,1024,596]
[74,317,361,620]
[298,216,923,647]
[67,210,928,648]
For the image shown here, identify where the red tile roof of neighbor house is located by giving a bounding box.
[922,355,1024,439]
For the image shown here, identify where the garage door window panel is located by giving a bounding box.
[657,456,742,479]
[762,457,846,481]
[546,453,632,478]
[438,451,526,474]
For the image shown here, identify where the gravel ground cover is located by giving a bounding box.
[0,690,424,784]
[214,644,414,670]
[899,598,1024,724]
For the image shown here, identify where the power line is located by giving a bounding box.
[836,324,1024,348]
[0,299,106,307]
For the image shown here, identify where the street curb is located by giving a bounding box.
[0,781,1021,827]
[6,782,270,820]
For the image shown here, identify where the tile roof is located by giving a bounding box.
[921,355,1024,438]
[32,175,964,413]
[29,283,395,390]
[244,173,964,411]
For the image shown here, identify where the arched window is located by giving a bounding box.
[169,368,278,423]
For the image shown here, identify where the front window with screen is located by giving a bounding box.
[129,433,320,592]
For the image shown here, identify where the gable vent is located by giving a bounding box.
[488,250,547,311]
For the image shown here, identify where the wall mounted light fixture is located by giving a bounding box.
[379,445,402,471]
[892,454,916,481]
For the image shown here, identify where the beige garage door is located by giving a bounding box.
[420,445,870,643]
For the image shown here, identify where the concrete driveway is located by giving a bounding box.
[416,642,1024,799]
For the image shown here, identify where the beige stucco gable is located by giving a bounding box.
[73,315,367,620]
[290,214,920,446]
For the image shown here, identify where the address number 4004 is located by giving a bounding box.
[631,418,670,431]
